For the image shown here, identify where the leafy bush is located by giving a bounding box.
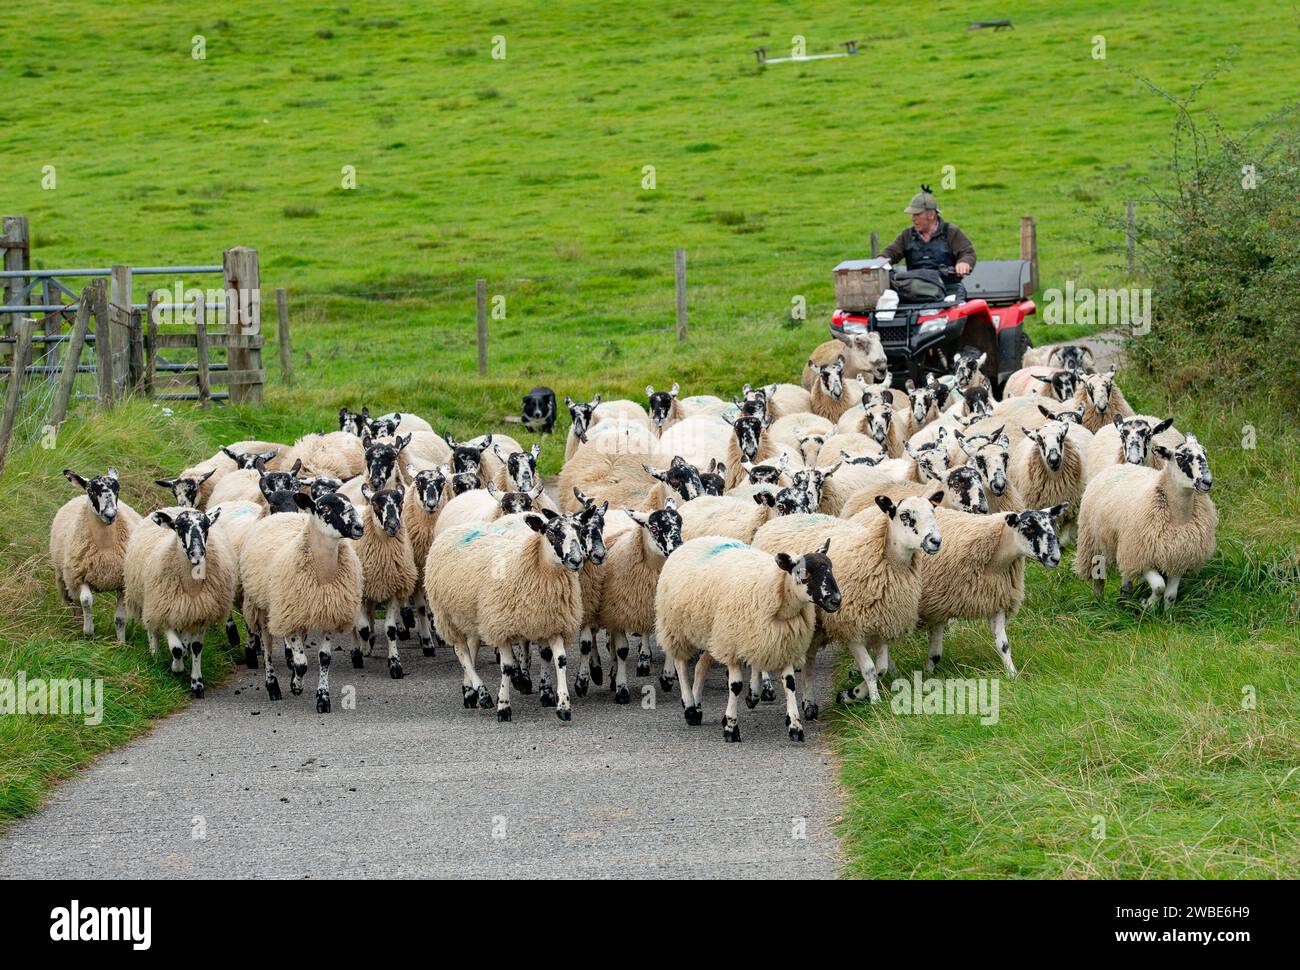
[1128,104,1300,406]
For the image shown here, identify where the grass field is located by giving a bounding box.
[1,0,1297,875]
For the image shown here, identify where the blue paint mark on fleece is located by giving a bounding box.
[460,529,483,546]
[704,540,745,558]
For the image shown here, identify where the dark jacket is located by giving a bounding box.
[881,220,977,272]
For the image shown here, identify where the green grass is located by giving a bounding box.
[1,0,1297,872]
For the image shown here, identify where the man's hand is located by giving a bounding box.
[955,261,972,276]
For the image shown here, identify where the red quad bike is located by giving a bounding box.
[830,258,1036,397]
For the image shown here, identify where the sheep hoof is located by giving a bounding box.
[351,649,364,669]
[496,705,512,722]
[388,658,404,679]
[421,641,436,657]
[788,725,805,743]
[461,687,477,709]
[289,681,304,697]
[399,606,416,630]
[744,689,760,710]
[316,691,331,714]
[574,675,589,697]
[539,686,558,708]
[658,674,675,693]
[590,665,604,686]
[476,686,494,709]
[683,705,703,726]
[723,719,741,743]
[760,684,777,703]
[635,659,652,677]
[556,705,572,722]
[395,626,410,642]
[614,685,631,705]
[265,677,282,702]
[802,701,819,721]
[510,670,532,693]
[190,681,204,700]
[243,647,259,670]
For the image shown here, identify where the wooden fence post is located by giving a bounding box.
[276,287,292,385]
[674,248,687,343]
[128,308,145,392]
[1,216,29,369]
[223,246,262,404]
[145,290,160,397]
[0,316,34,474]
[42,279,60,369]
[90,279,113,408]
[1125,200,1136,274]
[109,264,132,399]
[870,231,879,258]
[50,293,91,427]
[475,278,487,376]
[1019,215,1038,296]
[194,293,211,409]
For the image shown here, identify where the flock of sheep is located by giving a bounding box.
[48,332,1217,742]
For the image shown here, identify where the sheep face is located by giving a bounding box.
[566,394,603,442]
[442,432,489,474]
[574,493,610,565]
[963,384,993,417]
[1025,421,1070,473]
[937,465,989,515]
[775,486,811,516]
[258,460,304,500]
[498,443,540,492]
[727,414,767,463]
[1114,415,1173,466]
[338,407,369,437]
[905,379,937,425]
[744,460,785,484]
[849,333,890,382]
[296,491,364,540]
[362,484,406,537]
[814,358,845,399]
[776,539,840,613]
[862,404,895,448]
[450,471,481,496]
[644,456,704,502]
[1033,369,1080,403]
[1005,506,1067,568]
[907,442,951,482]
[963,437,1009,497]
[524,512,585,571]
[411,465,449,512]
[1155,435,1212,493]
[154,469,214,508]
[264,489,300,514]
[302,475,344,499]
[875,493,944,555]
[368,414,401,437]
[627,503,684,558]
[222,446,278,470]
[490,481,542,516]
[644,384,678,430]
[794,432,825,465]
[794,463,838,508]
[360,434,410,489]
[64,467,120,524]
[152,507,220,569]
[953,352,987,390]
[1084,369,1117,414]
[701,459,726,496]
[1052,344,1092,372]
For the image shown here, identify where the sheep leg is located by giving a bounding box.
[800,645,819,721]
[356,606,374,659]
[782,665,804,742]
[384,597,404,679]
[658,647,677,694]
[674,654,703,725]
[1162,575,1181,611]
[512,641,534,694]
[165,629,187,674]
[114,594,128,644]
[78,584,94,637]
[611,630,631,704]
[288,633,309,696]
[837,641,880,704]
[245,628,261,670]
[925,624,946,672]
[538,642,557,707]
[262,630,282,701]
[549,634,572,722]
[745,666,762,709]
[587,626,603,685]
[874,641,896,683]
[495,641,517,722]
[146,629,158,657]
[692,653,711,717]
[575,633,593,697]
[1142,569,1167,610]
[635,633,652,678]
[415,593,435,656]
[316,632,333,713]
[760,670,776,703]
[461,635,493,709]
[188,630,205,699]
[397,603,413,641]
[988,611,1016,677]
[723,663,744,742]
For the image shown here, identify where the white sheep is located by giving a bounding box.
[557,449,696,513]
[653,413,734,472]
[678,492,781,544]
[1008,418,1089,543]
[353,483,419,678]
[1002,366,1080,402]
[645,384,733,436]
[1083,414,1177,483]
[50,468,142,641]
[768,412,834,463]
[808,358,866,423]
[284,430,365,481]
[655,536,840,742]
[752,382,814,422]
[371,411,434,435]
[1074,435,1216,610]
[402,464,451,655]
[801,333,888,389]
[123,507,237,698]
[177,440,288,506]
[240,492,365,712]
[752,494,942,713]
[565,395,653,457]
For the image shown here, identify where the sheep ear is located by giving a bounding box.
[722,413,735,426]
[155,478,177,490]
[198,468,215,485]
[406,463,418,480]
[1033,374,1054,385]
[207,507,222,527]
[564,396,575,409]
[151,510,175,529]
[361,483,375,502]
[1152,444,1174,461]
[642,464,665,482]
[823,461,841,479]
[977,353,987,367]
[289,459,303,476]
[530,443,541,459]
[669,382,679,397]
[1037,404,1055,420]
[443,431,457,447]
[1152,417,1175,435]
[816,538,831,557]
[591,394,602,407]
[664,497,678,511]
[645,385,655,397]
[626,510,648,528]
[929,491,945,508]
[774,552,797,574]
[754,491,776,508]
[1003,512,1020,527]
[1047,502,1069,520]
[874,495,896,518]
[905,379,916,393]
[1113,414,1125,429]
[522,513,548,533]
[294,492,315,513]
[573,486,588,504]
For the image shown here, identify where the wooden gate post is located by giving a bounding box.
[223,246,262,404]
[109,265,132,399]
[90,278,114,408]
[1019,215,1038,296]
[50,292,91,426]
[194,293,211,409]
[0,316,35,473]
[145,290,160,397]
[1,216,30,368]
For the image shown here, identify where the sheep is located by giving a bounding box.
[568,491,611,698]
[972,400,1085,450]
[801,332,888,389]
[1003,366,1080,402]
[284,430,365,481]
[206,455,304,512]
[720,412,795,489]
[655,536,840,742]
[753,382,814,422]
[752,494,943,713]
[178,440,288,506]
[572,417,659,458]
[917,505,1068,677]
[425,511,586,722]
[645,384,733,435]
[840,463,990,518]
[1073,367,1134,432]
[836,396,908,457]
[951,351,989,393]
[395,430,454,473]
[240,492,365,712]
[952,429,1022,513]
[1008,419,1088,544]
[123,507,236,698]
[1084,415,1177,483]
[153,469,215,509]
[565,395,652,457]
[595,501,685,702]
[679,492,783,544]
[902,376,943,433]
[339,433,411,503]
[202,498,265,668]
[465,433,523,489]
[1074,435,1216,611]
[654,413,734,472]
[370,411,434,435]
[768,412,834,462]
[434,481,547,536]
[351,483,419,678]
[814,452,914,516]
[903,439,951,483]
[402,464,451,655]
[487,442,542,492]
[808,358,865,423]
[1023,343,1094,371]
[50,468,142,641]
[558,449,692,513]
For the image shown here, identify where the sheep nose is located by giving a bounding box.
[1045,551,1061,568]
[924,536,941,553]
[822,593,842,612]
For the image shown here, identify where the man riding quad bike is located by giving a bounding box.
[831,185,1035,396]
